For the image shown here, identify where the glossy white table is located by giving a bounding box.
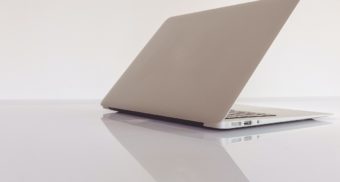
[1,98,339,182]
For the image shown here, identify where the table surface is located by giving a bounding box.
[1,98,339,182]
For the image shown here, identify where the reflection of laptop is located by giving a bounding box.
[102,113,329,182]
[103,113,249,182]
[102,0,330,129]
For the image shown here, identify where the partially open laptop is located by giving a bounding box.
[102,0,330,129]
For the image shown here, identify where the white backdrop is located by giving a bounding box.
[1,0,339,100]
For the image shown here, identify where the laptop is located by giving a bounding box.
[102,0,330,129]
[102,112,329,181]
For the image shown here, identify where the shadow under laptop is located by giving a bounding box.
[102,112,330,182]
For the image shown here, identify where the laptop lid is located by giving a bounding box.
[102,0,300,124]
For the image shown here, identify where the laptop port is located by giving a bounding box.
[232,121,242,127]
[244,121,252,126]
